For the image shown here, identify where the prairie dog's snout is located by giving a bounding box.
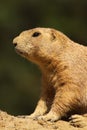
[13,42,17,47]
[13,36,19,47]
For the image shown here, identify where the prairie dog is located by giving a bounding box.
[13,27,87,122]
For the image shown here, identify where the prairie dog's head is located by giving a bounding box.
[13,27,69,63]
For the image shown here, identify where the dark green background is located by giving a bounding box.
[0,0,87,115]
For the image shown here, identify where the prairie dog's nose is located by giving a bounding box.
[14,43,17,47]
[13,37,18,47]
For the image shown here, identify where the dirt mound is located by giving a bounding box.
[0,111,87,130]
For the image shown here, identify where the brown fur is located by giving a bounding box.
[13,28,87,122]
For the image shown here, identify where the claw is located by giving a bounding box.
[69,114,87,128]
[37,112,60,122]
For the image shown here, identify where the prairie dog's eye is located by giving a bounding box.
[32,32,41,37]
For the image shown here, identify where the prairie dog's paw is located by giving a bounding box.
[28,109,48,120]
[70,114,87,128]
[27,113,42,120]
[38,112,60,122]
[18,113,42,120]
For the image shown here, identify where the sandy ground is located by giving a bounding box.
[0,111,87,130]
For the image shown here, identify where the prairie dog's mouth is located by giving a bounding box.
[15,48,28,57]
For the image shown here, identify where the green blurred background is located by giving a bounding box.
[0,0,87,116]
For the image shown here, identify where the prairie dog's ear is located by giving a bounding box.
[50,29,57,41]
